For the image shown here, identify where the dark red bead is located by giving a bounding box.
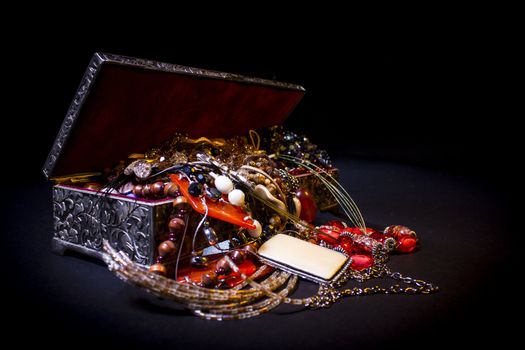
[384,225,416,239]
[295,188,317,223]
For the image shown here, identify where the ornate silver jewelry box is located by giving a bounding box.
[43,53,305,264]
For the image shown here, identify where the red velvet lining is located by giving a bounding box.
[53,64,304,176]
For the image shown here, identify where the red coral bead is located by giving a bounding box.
[350,254,374,271]
[295,188,317,223]
[317,226,340,244]
[397,237,417,253]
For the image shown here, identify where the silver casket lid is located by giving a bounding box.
[43,52,305,179]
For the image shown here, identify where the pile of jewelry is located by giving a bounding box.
[97,127,437,320]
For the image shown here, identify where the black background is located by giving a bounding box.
[2,17,518,349]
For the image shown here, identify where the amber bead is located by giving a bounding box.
[169,217,185,232]
[229,250,245,264]
[215,257,232,275]
[158,240,176,257]
[149,263,167,276]
[173,196,189,210]
[151,181,165,197]
[132,184,144,197]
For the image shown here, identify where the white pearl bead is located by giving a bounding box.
[247,220,262,238]
[215,175,234,194]
[228,189,245,206]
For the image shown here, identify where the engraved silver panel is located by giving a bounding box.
[52,185,172,265]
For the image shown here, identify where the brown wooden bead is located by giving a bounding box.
[158,240,176,257]
[215,257,231,275]
[168,217,185,232]
[151,181,165,197]
[229,250,245,264]
[164,182,180,197]
[149,263,167,276]
[132,184,144,197]
[143,184,152,197]
[200,272,218,287]
[173,196,189,210]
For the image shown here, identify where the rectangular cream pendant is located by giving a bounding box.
[257,234,349,284]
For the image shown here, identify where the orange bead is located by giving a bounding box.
[149,263,167,276]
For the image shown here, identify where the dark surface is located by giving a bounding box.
[2,157,517,348]
[4,25,518,348]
